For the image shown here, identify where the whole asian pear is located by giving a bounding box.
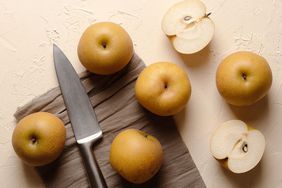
[78,22,134,75]
[12,112,66,166]
[110,129,163,184]
[216,51,272,106]
[135,62,191,116]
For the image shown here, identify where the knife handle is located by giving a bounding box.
[78,141,107,188]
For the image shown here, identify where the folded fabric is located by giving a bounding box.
[14,54,206,188]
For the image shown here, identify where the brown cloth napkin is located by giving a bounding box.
[14,54,206,188]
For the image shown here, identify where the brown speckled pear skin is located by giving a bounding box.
[14,54,206,188]
[216,51,272,106]
[12,112,66,166]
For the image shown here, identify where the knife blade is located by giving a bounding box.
[53,44,107,188]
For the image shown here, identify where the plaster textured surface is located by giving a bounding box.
[1,0,282,187]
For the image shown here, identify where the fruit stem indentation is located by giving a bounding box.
[30,136,37,145]
[242,73,247,81]
[101,41,107,49]
[164,82,168,89]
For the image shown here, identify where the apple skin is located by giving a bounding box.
[216,51,272,106]
[12,112,66,166]
[135,62,191,116]
[77,22,134,75]
[110,129,163,184]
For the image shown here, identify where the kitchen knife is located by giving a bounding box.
[53,44,107,188]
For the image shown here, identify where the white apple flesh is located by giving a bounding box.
[210,120,265,173]
[162,0,215,54]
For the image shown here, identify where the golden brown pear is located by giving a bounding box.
[135,62,191,116]
[216,51,272,106]
[78,22,134,75]
[12,112,66,166]
[110,129,163,184]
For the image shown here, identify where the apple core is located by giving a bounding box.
[161,0,215,54]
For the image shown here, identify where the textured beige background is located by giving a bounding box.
[1,0,282,187]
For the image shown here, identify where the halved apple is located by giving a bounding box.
[161,0,215,54]
[210,120,265,173]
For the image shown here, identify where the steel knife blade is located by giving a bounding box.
[53,44,107,188]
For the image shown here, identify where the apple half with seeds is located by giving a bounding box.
[161,0,215,54]
[210,120,265,173]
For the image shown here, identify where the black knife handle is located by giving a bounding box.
[78,141,107,188]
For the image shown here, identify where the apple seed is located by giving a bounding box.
[183,12,211,26]
[242,142,248,153]
[183,15,192,22]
